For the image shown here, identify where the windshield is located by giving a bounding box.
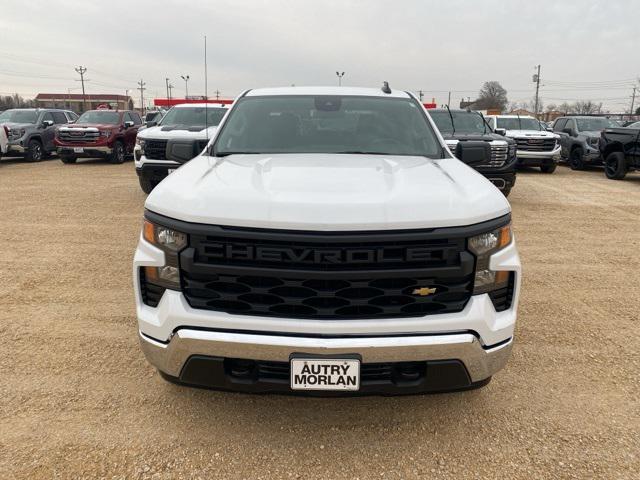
[430,110,487,134]
[576,117,617,131]
[159,106,226,127]
[213,95,442,157]
[77,111,121,125]
[496,117,541,131]
[0,109,38,124]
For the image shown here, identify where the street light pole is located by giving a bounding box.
[336,71,345,86]
[181,75,190,99]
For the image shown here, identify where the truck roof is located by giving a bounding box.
[244,86,412,99]
[488,115,536,119]
[171,103,228,109]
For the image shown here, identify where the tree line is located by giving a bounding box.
[0,93,35,111]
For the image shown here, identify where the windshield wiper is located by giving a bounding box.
[335,150,396,155]
[445,104,456,135]
[214,151,257,157]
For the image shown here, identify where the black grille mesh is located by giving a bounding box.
[488,273,515,312]
[144,139,168,160]
[139,269,165,307]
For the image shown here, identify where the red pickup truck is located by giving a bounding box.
[55,109,142,164]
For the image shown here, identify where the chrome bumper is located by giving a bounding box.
[57,146,113,153]
[516,145,561,159]
[139,329,513,383]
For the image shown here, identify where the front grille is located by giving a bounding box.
[477,142,509,168]
[515,137,556,152]
[175,221,480,320]
[145,139,168,160]
[255,360,424,383]
[58,129,100,143]
[488,273,515,312]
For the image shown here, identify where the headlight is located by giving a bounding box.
[588,137,599,146]
[136,137,146,153]
[508,144,516,157]
[100,130,112,138]
[142,219,187,290]
[468,223,512,295]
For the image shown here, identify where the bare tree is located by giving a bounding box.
[475,81,509,111]
[570,100,603,114]
[0,93,35,110]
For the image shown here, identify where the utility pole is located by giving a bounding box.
[214,89,221,100]
[168,82,174,101]
[75,66,88,112]
[181,75,190,98]
[137,79,146,116]
[336,71,345,86]
[630,86,637,115]
[447,91,452,107]
[533,64,541,118]
[165,78,170,102]
[418,90,424,102]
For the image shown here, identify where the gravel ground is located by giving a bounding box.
[0,156,638,479]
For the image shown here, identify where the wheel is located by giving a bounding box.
[540,164,557,173]
[501,186,512,197]
[568,147,584,170]
[604,152,627,180]
[108,141,125,164]
[24,139,43,162]
[60,154,77,164]
[138,174,157,194]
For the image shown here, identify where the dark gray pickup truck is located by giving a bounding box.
[599,127,640,180]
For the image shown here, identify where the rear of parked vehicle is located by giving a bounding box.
[599,126,640,180]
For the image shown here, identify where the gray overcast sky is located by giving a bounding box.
[1,0,638,112]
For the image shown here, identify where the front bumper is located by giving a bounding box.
[140,329,512,393]
[484,171,516,191]
[57,146,113,156]
[516,145,561,165]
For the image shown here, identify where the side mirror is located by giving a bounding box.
[494,128,507,136]
[546,127,553,132]
[454,141,492,166]
[145,120,158,128]
[124,120,134,128]
[42,119,54,128]
[562,127,576,137]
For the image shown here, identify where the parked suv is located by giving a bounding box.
[134,103,229,193]
[485,115,561,173]
[134,86,521,395]
[552,116,618,170]
[429,109,517,195]
[0,108,76,161]
[55,109,142,164]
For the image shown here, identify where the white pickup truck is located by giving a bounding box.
[485,115,561,173]
[134,103,228,193]
[134,86,521,395]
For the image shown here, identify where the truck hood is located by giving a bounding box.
[138,125,217,140]
[505,130,557,138]
[145,153,510,231]
[440,132,510,143]
[59,124,115,130]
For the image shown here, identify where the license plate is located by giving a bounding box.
[73,147,84,153]
[167,168,176,174]
[290,358,360,391]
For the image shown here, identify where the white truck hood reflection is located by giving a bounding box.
[145,153,511,231]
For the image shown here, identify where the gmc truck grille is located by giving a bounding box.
[58,130,100,143]
[477,142,509,168]
[515,137,556,152]
[144,139,168,160]
[176,223,477,320]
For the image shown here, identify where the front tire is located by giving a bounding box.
[501,186,512,197]
[25,139,43,162]
[569,147,584,170]
[540,163,556,173]
[138,174,157,194]
[60,154,77,164]
[604,152,627,180]
[108,141,125,164]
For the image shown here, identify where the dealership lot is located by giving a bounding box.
[0,158,638,479]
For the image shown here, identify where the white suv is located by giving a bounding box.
[486,115,561,173]
[134,86,521,395]
[134,103,228,193]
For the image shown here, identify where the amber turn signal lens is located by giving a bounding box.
[495,270,510,284]
[143,219,155,244]
[498,224,512,250]
[144,265,159,282]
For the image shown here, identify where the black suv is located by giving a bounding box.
[0,108,77,161]
[429,109,517,196]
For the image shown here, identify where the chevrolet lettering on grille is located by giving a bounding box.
[205,244,435,264]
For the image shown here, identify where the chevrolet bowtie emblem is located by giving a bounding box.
[412,287,437,296]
